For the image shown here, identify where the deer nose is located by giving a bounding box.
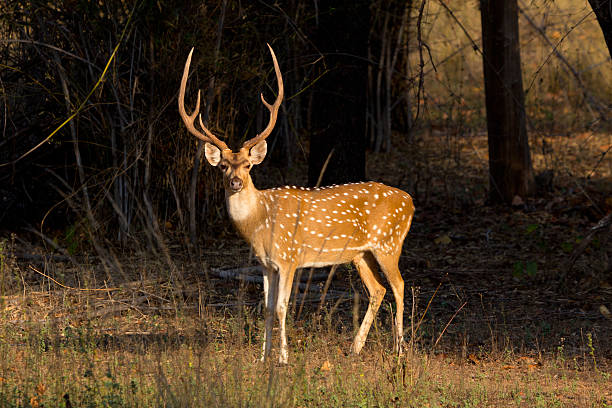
[229,177,243,191]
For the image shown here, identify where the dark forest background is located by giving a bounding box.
[1,1,612,405]
[0,0,610,299]
[1,0,610,255]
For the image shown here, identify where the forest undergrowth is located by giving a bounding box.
[1,131,610,407]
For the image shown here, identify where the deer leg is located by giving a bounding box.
[351,252,386,355]
[275,266,296,364]
[373,251,405,355]
[261,266,279,362]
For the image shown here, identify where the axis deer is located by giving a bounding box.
[179,45,414,364]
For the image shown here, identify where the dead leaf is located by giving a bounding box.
[434,234,451,245]
[320,360,332,371]
[599,304,611,319]
[468,354,480,365]
[518,356,536,364]
[437,353,449,360]
[36,383,46,396]
[512,195,524,206]
[502,365,517,370]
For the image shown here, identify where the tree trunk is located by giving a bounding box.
[588,0,612,58]
[307,1,368,187]
[480,0,535,203]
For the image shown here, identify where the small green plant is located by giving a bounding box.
[556,337,566,367]
[586,332,600,374]
[512,261,538,279]
[63,223,82,255]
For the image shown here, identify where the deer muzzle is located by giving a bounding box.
[229,177,243,192]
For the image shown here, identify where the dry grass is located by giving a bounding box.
[2,120,611,406]
[0,291,611,408]
[1,127,611,406]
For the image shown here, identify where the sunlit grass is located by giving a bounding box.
[0,300,609,407]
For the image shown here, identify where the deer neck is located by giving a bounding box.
[225,177,265,242]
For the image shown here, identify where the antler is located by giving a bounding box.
[178,48,229,151]
[242,44,284,150]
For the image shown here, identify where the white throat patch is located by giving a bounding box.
[226,189,258,222]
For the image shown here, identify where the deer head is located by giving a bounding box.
[178,44,283,194]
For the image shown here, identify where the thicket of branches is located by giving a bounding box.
[1,0,609,263]
[1,1,418,257]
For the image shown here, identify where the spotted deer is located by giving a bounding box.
[179,45,415,364]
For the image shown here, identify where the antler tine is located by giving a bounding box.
[179,48,229,151]
[243,43,284,150]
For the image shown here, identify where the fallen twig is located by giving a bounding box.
[210,266,330,282]
[210,267,348,297]
[28,265,121,291]
[561,213,612,287]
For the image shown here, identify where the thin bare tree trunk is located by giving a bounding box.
[374,12,388,153]
[188,0,228,252]
[53,53,117,277]
[307,1,368,186]
[481,0,535,203]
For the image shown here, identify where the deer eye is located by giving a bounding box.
[244,164,251,170]
[218,163,228,171]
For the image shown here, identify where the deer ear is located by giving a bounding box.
[249,141,267,165]
[204,143,221,166]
